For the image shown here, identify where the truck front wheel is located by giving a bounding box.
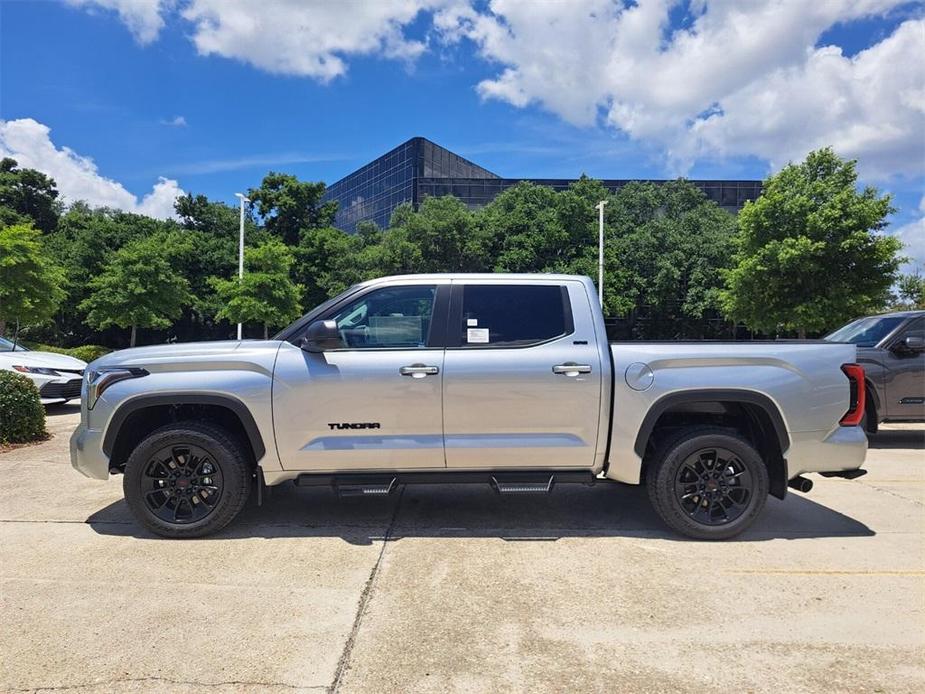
[646,427,769,540]
[123,422,252,538]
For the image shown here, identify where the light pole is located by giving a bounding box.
[234,193,249,340]
[596,200,607,306]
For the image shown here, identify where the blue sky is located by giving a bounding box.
[1,0,922,268]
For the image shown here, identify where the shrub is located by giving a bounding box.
[64,345,111,363]
[0,371,48,444]
[18,342,112,363]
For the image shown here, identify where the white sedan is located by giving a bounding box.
[0,337,88,405]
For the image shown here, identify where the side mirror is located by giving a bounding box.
[300,320,342,353]
[900,335,925,353]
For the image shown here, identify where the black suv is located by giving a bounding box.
[826,311,925,432]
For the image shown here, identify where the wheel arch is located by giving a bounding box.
[103,394,266,472]
[634,389,790,500]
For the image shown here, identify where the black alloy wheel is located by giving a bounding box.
[124,422,251,538]
[142,444,224,524]
[674,447,752,526]
[647,427,769,540]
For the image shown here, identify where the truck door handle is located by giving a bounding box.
[552,363,592,376]
[400,364,440,378]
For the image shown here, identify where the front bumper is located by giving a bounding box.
[39,377,83,402]
[70,423,110,480]
[787,425,868,478]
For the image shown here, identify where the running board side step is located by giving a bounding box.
[294,470,596,496]
[819,469,868,480]
[490,474,555,495]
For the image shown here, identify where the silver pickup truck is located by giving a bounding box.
[71,274,868,540]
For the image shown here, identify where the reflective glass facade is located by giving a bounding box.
[416,177,762,214]
[323,137,761,232]
[323,137,497,232]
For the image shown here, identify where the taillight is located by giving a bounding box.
[840,363,866,426]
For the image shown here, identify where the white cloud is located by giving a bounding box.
[0,118,183,220]
[67,0,924,178]
[65,0,173,45]
[160,115,188,127]
[437,0,924,178]
[181,0,440,81]
[687,18,925,179]
[890,196,925,274]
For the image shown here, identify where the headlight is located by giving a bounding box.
[12,365,61,376]
[85,367,148,409]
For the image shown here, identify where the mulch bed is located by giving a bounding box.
[0,433,52,455]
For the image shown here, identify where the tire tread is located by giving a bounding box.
[646,426,769,540]
[123,421,252,538]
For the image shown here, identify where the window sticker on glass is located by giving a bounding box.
[467,328,490,343]
[467,318,478,326]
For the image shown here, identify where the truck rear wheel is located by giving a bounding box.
[123,422,251,538]
[646,427,769,540]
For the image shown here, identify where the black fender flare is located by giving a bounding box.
[863,378,880,416]
[633,389,790,459]
[102,393,266,461]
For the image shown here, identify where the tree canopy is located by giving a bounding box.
[722,148,902,337]
[79,234,191,346]
[248,172,336,246]
[0,223,66,337]
[0,158,60,233]
[209,239,302,339]
[0,147,909,348]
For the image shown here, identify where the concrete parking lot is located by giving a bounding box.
[1,407,923,693]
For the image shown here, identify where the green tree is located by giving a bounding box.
[0,158,61,233]
[0,223,66,337]
[355,226,424,279]
[209,239,302,339]
[480,182,568,273]
[892,272,925,310]
[391,196,486,272]
[722,148,902,337]
[44,205,171,343]
[294,225,360,309]
[610,181,738,336]
[80,234,190,347]
[248,173,336,245]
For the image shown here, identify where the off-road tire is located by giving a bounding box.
[124,421,252,538]
[646,427,769,540]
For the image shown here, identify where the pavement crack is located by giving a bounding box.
[12,675,325,692]
[858,480,925,508]
[329,486,405,694]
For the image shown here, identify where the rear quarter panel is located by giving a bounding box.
[607,342,857,484]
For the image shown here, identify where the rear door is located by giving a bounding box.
[441,280,603,468]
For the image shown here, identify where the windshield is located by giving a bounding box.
[825,316,905,347]
[0,337,29,352]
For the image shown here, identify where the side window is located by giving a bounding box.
[900,318,924,341]
[459,284,570,348]
[330,285,436,349]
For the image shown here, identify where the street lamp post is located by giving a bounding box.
[234,193,249,340]
[596,200,607,306]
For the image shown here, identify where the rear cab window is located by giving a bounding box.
[451,284,573,348]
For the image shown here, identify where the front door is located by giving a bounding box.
[884,317,925,420]
[273,282,447,471]
[441,280,603,468]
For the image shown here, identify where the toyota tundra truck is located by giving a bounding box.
[70,274,868,540]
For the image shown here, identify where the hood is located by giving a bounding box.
[0,350,87,371]
[89,340,284,373]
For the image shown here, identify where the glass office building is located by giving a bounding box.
[323,137,761,232]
